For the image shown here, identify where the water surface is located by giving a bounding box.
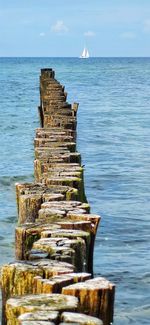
[0,57,150,324]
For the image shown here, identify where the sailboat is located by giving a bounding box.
[80,47,90,59]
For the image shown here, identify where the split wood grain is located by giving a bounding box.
[62,277,115,325]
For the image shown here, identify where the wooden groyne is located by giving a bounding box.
[1,68,115,325]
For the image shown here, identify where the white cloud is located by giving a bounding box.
[143,19,150,32]
[120,32,136,39]
[51,20,68,34]
[84,31,95,37]
[39,32,45,37]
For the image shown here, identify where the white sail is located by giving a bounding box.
[86,49,89,58]
[82,48,86,57]
[80,47,90,59]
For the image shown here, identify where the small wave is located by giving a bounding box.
[4,216,17,224]
[0,175,34,187]
[94,270,131,283]
[141,273,150,284]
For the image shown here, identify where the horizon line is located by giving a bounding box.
[0,56,150,59]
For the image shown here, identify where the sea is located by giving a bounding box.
[0,57,150,324]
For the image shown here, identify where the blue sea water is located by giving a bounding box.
[0,57,150,324]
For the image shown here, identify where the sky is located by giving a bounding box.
[1,0,150,57]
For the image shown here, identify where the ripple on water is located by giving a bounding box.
[0,175,34,187]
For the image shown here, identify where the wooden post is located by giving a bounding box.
[18,311,103,325]
[62,277,115,325]
[1,260,75,324]
[33,273,91,294]
[61,312,103,325]
[6,294,79,325]
[18,310,59,324]
[31,236,87,272]
[15,223,61,260]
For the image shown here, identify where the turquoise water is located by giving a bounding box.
[0,57,150,324]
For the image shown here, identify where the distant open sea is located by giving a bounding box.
[0,57,150,324]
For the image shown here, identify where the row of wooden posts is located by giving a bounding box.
[1,68,115,325]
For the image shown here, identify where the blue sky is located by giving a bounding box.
[1,0,150,56]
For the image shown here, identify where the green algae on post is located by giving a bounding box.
[6,294,79,325]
